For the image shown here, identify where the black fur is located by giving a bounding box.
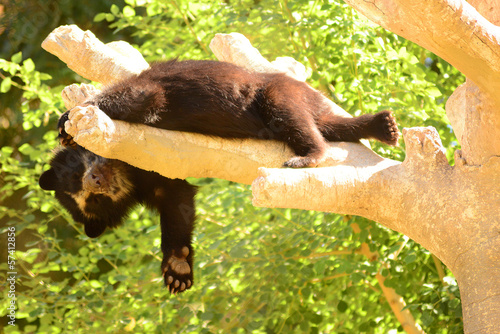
[40,59,399,293]
[39,146,196,293]
[82,60,398,167]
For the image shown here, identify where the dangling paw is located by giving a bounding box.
[161,246,193,294]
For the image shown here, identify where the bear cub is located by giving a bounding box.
[40,59,399,294]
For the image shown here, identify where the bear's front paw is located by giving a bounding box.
[161,246,193,294]
[65,105,116,148]
[58,112,77,147]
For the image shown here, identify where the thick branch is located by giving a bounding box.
[42,25,149,85]
[63,104,377,185]
[253,127,500,269]
[210,32,309,82]
[63,105,291,185]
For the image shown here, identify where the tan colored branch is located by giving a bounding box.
[61,83,99,110]
[42,25,149,85]
[376,273,425,334]
[253,127,499,269]
[351,223,424,334]
[445,79,500,165]
[64,105,292,185]
[63,104,375,185]
[209,33,308,81]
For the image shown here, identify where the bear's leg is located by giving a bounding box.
[155,180,196,294]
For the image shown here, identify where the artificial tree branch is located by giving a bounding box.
[42,25,149,85]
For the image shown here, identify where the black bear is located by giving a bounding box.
[39,59,399,294]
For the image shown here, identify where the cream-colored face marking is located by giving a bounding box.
[104,166,134,202]
[65,151,134,218]
[69,190,97,219]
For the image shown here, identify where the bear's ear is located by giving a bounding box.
[84,220,107,238]
[39,169,58,191]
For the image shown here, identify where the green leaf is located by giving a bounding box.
[25,240,41,247]
[309,313,323,325]
[1,146,14,156]
[90,280,103,288]
[110,4,120,15]
[229,246,246,258]
[199,311,214,321]
[426,86,442,97]
[79,247,90,256]
[94,13,107,22]
[0,77,12,93]
[351,272,365,284]
[421,311,434,326]
[123,6,135,17]
[114,274,128,281]
[39,73,52,80]
[24,325,39,332]
[405,254,417,264]
[337,300,348,313]
[18,142,32,155]
[314,260,326,275]
[388,244,402,254]
[40,202,53,213]
[11,52,22,64]
[23,58,35,72]
[146,3,161,16]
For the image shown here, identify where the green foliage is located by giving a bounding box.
[1,0,464,333]
[0,53,63,131]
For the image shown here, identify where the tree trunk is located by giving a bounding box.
[335,1,500,332]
